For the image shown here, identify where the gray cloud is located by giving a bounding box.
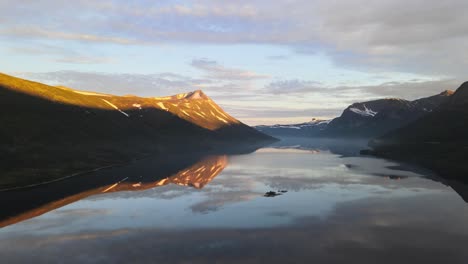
[314,0,468,77]
[191,58,269,80]
[0,26,139,45]
[345,79,460,100]
[15,71,211,97]
[222,104,341,119]
[7,42,116,65]
[1,0,467,77]
[54,56,116,64]
[189,190,259,214]
[264,78,460,101]
[265,79,325,94]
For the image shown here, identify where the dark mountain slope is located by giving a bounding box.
[256,91,452,139]
[0,73,273,188]
[368,82,468,179]
[324,91,453,138]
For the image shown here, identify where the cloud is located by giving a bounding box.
[53,208,112,217]
[15,71,212,97]
[13,58,269,98]
[0,26,139,45]
[54,56,116,64]
[7,43,116,65]
[153,3,258,18]
[343,79,460,100]
[222,104,340,119]
[313,0,468,77]
[265,79,325,94]
[191,58,269,80]
[190,190,258,214]
[264,78,460,100]
[1,0,467,78]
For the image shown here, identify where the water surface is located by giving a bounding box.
[1,139,468,263]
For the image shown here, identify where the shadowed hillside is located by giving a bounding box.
[325,90,453,138]
[368,82,468,179]
[0,73,273,189]
[256,91,452,139]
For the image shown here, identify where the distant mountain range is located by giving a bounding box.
[257,84,468,179]
[256,90,453,139]
[367,82,468,179]
[255,118,330,137]
[0,73,273,188]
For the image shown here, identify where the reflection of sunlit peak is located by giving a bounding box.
[166,155,228,189]
[142,156,228,190]
[0,155,228,229]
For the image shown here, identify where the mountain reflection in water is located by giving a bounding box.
[2,138,468,264]
[0,155,228,228]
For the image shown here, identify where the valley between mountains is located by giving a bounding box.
[257,82,468,180]
[2,71,468,189]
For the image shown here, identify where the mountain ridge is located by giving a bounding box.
[256,90,453,139]
[367,82,468,179]
[0,72,274,188]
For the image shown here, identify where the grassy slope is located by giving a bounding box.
[0,73,271,188]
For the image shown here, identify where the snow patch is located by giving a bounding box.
[349,105,377,117]
[102,99,130,117]
[195,112,206,118]
[132,103,142,110]
[209,102,230,119]
[74,90,111,97]
[215,116,229,123]
[275,125,301,129]
[156,102,168,111]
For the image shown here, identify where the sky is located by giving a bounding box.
[1,0,467,125]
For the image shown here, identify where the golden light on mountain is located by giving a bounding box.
[0,73,240,131]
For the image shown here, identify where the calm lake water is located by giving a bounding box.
[1,138,468,263]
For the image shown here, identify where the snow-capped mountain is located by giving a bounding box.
[256,91,453,139]
[255,118,331,137]
[324,90,453,138]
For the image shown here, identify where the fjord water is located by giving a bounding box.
[1,138,468,263]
